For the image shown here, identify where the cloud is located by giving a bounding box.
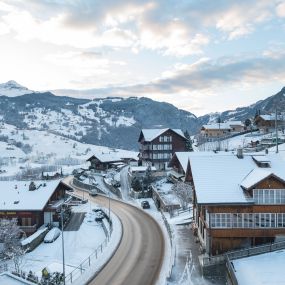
[70,51,285,98]
[276,1,285,17]
[0,0,282,56]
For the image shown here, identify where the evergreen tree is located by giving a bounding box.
[184,130,193,151]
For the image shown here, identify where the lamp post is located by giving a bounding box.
[61,206,66,285]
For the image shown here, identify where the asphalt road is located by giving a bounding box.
[64,176,165,285]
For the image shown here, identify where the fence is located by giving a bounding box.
[226,256,238,285]
[202,239,285,267]
[160,211,176,282]
[64,215,113,284]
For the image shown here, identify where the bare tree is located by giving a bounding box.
[172,182,193,210]
[0,219,26,273]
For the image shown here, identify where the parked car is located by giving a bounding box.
[89,190,98,196]
[44,228,61,243]
[141,200,150,209]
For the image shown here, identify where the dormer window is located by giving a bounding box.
[252,156,271,168]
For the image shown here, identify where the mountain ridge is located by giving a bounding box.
[0,80,285,150]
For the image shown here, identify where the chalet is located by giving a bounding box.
[201,121,245,138]
[87,151,139,170]
[138,128,187,170]
[254,114,285,133]
[186,151,285,255]
[0,180,72,236]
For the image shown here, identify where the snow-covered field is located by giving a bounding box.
[233,249,285,285]
[0,123,137,178]
[195,131,285,152]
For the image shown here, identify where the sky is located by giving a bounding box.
[0,0,285,116]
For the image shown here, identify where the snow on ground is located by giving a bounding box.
[0,123,137,178]
[195,131,281,152]
[233,249,285,285]
[2,201,123,285]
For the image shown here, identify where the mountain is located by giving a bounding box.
[0,80,33,97]
[1,80,285,150]
[0,82,198,150]
[198,87,285,125]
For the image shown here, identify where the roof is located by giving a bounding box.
[202,121,244,130]
[171,152,192,173]
[0,180,67,211]
[202,123,231,130]
[87,150,139,163]
[189,152,285,204]
[258,114,284,121]
[240,168,273,190]
[140,128,186,142]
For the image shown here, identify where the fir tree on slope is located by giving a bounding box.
[184,130,193,151]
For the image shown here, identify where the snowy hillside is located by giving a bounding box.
[0,122,138,178]
[0,85,198,149]
[0,80,33,97]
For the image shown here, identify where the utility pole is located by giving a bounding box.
[61,206,66,285]
[275,108,279,153]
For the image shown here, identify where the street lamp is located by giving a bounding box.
[61,205,66,285]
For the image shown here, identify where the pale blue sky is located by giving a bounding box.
[0,0,285,115]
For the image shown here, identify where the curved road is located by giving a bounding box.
[64,177,165,285]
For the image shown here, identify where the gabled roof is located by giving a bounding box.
[188,152,285,205]
[0,180,69,211]
[139,128,186,142]
[87,150,139,163]
[257,114,284,121]
[202,121,244,131]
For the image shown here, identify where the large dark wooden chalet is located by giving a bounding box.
[254,114,284,133]
[138,128,187,170]
[185,151,285,255]
[0,180,71,236]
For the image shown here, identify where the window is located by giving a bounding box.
[253,189,285,204]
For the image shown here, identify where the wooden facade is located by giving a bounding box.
[138,129,187,170]
[191,170,285,255]
[0,182,70,236]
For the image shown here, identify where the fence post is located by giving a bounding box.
[89,256,90,266]
[71,272,72,283]
[80,264,83,274]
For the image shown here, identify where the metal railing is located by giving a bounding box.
[202,239,285,267]
[64,216,113,284]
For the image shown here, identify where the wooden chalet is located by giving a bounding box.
[0,180,71,236]
[201,121,245,138]
[138,128,187,170]
[87,151,138,170]
[254,114,285,133]
[186,151,285,255]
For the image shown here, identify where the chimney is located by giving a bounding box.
[29,181,36,191]
[237,147,243,159]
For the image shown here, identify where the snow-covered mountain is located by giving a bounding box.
[0,80,34,97]
[1,80,285,150]
[0,83,198,150]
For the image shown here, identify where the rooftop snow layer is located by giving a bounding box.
[141,128,185,141]
[190,152,285,204]
[0,180,61,211]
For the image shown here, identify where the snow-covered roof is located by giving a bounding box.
[259,114,284,121]
[202,121,244,130]
[141,128,186,141]
[172,152,192,173]
[130,166,156,172]
[240,168,273,190]
[202,123,231,130]
[0,180,65,211]
[87,150,139,163]
[189,152,285,204]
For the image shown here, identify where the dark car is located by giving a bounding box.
[141,200,150,209]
